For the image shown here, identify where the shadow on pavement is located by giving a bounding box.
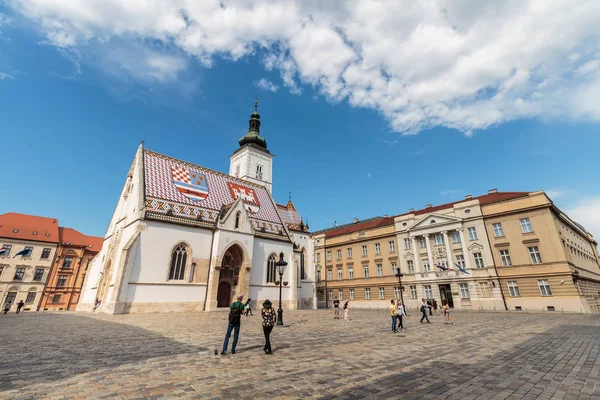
[0,313,205,391]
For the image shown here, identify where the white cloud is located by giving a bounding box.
[253,78,278,92]
[0,13,10,26]
[7,0,600,134]
[0,72,14,80]
[567,198,600,241]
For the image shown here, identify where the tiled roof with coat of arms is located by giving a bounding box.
[143,150,287,235]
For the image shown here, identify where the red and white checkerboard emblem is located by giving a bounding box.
[227,182,261,214]
[171,165,209,202]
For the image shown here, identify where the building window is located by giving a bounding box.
[328,290,333,301]
[407,260,414,274]
[338,290,343,300]
[1,244,12,257]
[347,248,352,258]
[500,249,512,266]
[456,255,465,269]
[256,164,263,180]
[474,252,484,268]
[377,264,383,277]
[316,253,321,263]
[235,212,241,229]
[349,288,355,300]
[348,267,354,279]
[434,234,443,246]
[374,243,381,254]
[404,238,411,250]
[21,246,33,258]
[538,279,553,296]
[300,251,306,280]
[363,266,369,278]
[520,218,533,233]
[391,262,397,274]
[492,223,504,237]
[62,257,73,269]
[468,227,478,241]
[365,288,371,300]
[424,285,432,298]
[409,285,417,299]
[422,261,430,273]
[528,246,542,264]
[41,248,51,259]
[418,237,426,248]
[362,245,367,256]
[316,269,321,282]
[52,294,61,304]
[337,269,342,280]
[451,231,460,244]
[507,281,520,297]
[25,292,36,304]
[479,282,491,298]
[235,164,240,177]
[327,269,332,281]
[336,250,342,260]
[169,244,188,280]
[394,287,401,299]
[459,283,470,298]
[33,268,44,282]
[13,267,25,281]
[379,287,385,300]
[389,241,395,252]
[327,251,332,261]
[57,275,68,287]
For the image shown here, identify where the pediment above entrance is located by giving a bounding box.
[468,243,484,251]
[217,197,255,235]
[408,213,462,232]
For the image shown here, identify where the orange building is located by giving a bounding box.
[39,227,103,311]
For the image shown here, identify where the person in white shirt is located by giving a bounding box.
[396,301,406,331]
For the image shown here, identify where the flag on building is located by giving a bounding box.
[0,248,7,256]
[436,264,448,271]
[13,248,31,258]
[455,263,470,275]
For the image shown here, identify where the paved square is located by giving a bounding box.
[0,309,599,399]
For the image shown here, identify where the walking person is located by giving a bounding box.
[244,298,253,316]
[333,296,340,319]
[221,294,246,355]
[3,301,11,315]
[427,298,433,316]
[443,299,454,324]
[390,299,398,333]
[396,301,406,332]
[261,299,276,354]
[16,300,25,314]
[343,300,350,321]
[420,298,430,323]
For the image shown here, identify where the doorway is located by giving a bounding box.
[439,284,454,308]
[217,281,231,308]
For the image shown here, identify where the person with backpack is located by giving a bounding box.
[221,294,246,355]
[261,299,277,354]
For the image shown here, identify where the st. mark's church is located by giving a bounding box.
[79,102,316,314]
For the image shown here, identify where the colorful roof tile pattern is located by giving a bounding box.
[0,212,59,243]
[143,150,286,233]
[277,201,305,232]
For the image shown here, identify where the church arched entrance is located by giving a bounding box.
[216,245,243,308]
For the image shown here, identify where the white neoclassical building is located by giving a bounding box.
[78,102,316,314]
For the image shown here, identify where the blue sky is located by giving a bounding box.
[1,1,599,238]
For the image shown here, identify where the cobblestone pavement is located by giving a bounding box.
[0,309,599,399]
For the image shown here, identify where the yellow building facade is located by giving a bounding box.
[313,190,600,313]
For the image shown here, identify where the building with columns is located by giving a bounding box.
[78,102,316,314]
[313,189,600,313]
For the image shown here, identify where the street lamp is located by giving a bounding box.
[275,251,288,326]
[395,271,408,315]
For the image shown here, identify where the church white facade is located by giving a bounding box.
[78,102,316,314]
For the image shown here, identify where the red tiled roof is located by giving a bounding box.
[58,227,103,252]
[323,216,396,238]
[0,212,59,243]
[277,201,305,231]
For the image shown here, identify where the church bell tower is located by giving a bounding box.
[229,100,274,193]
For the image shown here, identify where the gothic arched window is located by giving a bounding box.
[300,250,306,280]
[235,212,241,229]
[266,254,277,283]
[169,244,188,280]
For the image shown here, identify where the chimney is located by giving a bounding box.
[465,194,472,199]
[488,188,498,194]
[425,204,432,208]
[409,208,414,213]
[353,218,359,223]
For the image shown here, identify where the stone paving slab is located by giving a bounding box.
[0,309,599,399]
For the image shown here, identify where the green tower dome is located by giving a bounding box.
[238,100,268,149]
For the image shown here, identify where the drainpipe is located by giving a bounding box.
[202,228,216,311]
